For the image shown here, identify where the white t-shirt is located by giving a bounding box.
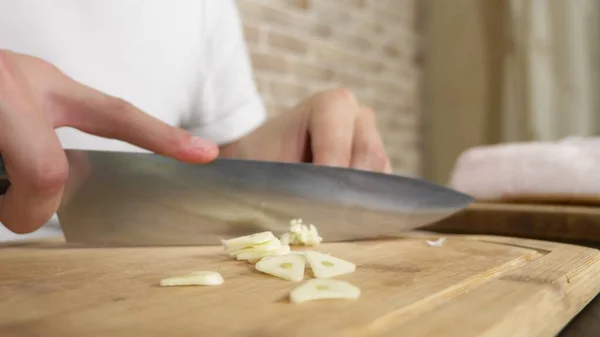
[0,0,267,241]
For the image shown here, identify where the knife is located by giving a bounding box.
[0,150,473,246]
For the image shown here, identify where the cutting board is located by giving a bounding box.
[426,202,600,246]
[1,233,599,337]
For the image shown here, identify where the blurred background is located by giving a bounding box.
[236,0,600,185]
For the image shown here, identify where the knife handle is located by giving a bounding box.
[0,155,9,195]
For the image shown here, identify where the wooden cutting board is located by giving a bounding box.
[1,233,599,337]
[426,202,600,246]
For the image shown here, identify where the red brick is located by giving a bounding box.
[294,62,334,82]
[237,2,292,26]
[243,24,261,44]
[357,21,385,36]
[271,81,310,100]
[341,35,373,53]
[334,71,367,87]
[381,44,403,59]
[250,52,289,74]
[285,0,311,10]
[267,31,309,54]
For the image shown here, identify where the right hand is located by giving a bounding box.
[0,50,219,234]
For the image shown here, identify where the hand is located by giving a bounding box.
[220,88,392,173]
[0,50,218,234]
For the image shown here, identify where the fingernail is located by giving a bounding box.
[190,136,218,156]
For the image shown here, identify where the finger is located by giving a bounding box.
[0,57,68,233]
[383,160,393,174]
[53,80,219,164]
[350,107,390,172]
[309,88,357,168]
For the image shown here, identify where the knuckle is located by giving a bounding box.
[29,156,69,195]
[361,106,375,117]
[329,87,356,102]
[317,87,357,107]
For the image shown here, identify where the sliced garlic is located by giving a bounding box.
[255,254,306,281]
[303,251,356,279]
[222,231,275,251]
[236,244,291,262]
[227,238,282,257]
[289,279,361,303]
[426,237,446,247]
[159,271,224,287]
[280,233,291,246]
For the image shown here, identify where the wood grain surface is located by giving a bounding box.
[426,202,600,246]
[1,233,599,337]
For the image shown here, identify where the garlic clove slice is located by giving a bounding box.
[255,254,306,281]
[426,237,446,247]
[237,244,291,262]
[222,231,275,251]
[289,279,360,303]
[159,271,224,287]
[227,238,282,257]
[280,233,291,246]
[303,251,356,279]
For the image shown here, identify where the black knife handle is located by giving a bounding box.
[0,155,9,195]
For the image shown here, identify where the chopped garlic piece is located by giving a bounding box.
[255,254,306,281]
[426,237,446,247]
[159,271,224,287]
[280,233,290,246]
[280,219,322,246]
[227,238,282,257]
[303,251,356,279]
[222,231,275,251]
[289,279,361,303]
[236,244,291,262]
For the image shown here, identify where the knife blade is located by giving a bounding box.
[0,150,473,246]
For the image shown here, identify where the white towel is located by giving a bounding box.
[449,136,600,202]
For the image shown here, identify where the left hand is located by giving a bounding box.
[220,88,392,173]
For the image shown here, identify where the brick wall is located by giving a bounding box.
[236,0,423,177]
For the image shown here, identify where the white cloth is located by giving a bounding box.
[0,0,267,241]
[449,136,600,201]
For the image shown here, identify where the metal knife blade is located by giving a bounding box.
[0,150,473,246]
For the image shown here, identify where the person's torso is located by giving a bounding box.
[0,0,210,152]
